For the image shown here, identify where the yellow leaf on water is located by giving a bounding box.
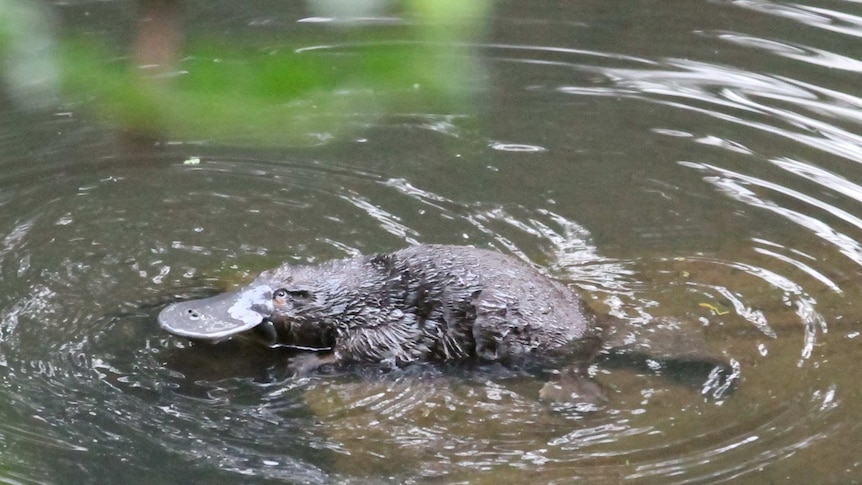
[698,302,729,316]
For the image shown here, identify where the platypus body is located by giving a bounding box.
[160,245,596,365]
[158,244,733,402]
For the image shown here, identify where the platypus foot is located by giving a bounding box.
[288,352,338,377]
[539,365,608,410]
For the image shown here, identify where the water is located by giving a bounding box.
[1,0,862,483]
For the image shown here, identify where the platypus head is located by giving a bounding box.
[158,272,335,349]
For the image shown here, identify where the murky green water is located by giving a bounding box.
[2,0,862,483]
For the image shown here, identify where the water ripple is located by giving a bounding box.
[710,30,862,72]
[733,1,862,38]
[547,53,862,165]
[682,160,862,267]
[1,2,860,481]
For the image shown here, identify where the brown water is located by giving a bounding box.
[1,0,862,483]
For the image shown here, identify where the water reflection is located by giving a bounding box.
[0,1,58,110]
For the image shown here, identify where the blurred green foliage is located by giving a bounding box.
[55,0,491,146]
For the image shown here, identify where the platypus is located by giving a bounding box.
[158,244,734,402]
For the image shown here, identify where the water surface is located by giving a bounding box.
[1,0,862,483]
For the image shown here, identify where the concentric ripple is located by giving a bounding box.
[0,145,846,482]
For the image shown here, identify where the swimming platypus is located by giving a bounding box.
[158,244,734,402]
